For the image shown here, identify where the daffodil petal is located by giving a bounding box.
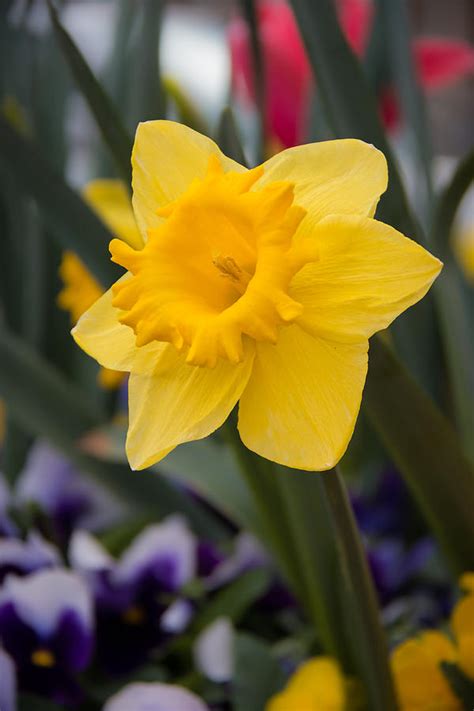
[132,120,246,241]
[126,343,255,470]
[72,283,138,371]
[238,325,368,470]
[83,179,143,249]
[291,215,442,343]
[257,139,388,228]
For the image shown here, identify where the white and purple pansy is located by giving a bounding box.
[69,516,197,675]
[103,682,209,711]
[0,569,94,705]
[16,441,123,540]
[0,531,60,584]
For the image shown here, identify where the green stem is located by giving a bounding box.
[322,469,398,710]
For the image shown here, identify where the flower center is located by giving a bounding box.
[122,604,146,625]
[110,155,307,367]
[31,648,55,668]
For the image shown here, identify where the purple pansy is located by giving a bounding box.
[0,531,60,584]
[16,441,123,541]
[0,569,94,705]
[103,682,208,711]
[0,649,16,711]
[70,516,197,674]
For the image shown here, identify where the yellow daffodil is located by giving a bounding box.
[454,227,474,282]
[58,180,141,389]
[266,657,346,711]
[72,121,441,470]
[392,574,474,709]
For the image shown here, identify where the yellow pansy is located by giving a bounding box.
[58,180,140,389]
[391,631,461,711]
[451,590,474,680]
[73,121,441,470]
[266,657,346,711]
[392,575,474,709]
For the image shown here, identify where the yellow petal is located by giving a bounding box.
[72,281,138,371]
[290,215,442,343]
[453,227,474,283]
[266,657,345,711]
[132,120,246,242]
[391,632,461,711]
[126,342,255,470]
[452,594,474,679]
[83,179,143,250]
[258,139,387,232]
[238,324,368,470]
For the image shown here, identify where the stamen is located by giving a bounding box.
[31,649,55,668]
[122,605,146,625]
[213,254,252,295]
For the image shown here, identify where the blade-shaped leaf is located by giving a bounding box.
[47,1,132,185]
[0,117,119,288]
[126,0,164,129]
[364,335,474,573]
[217,107,247,165]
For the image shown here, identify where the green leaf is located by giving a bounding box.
[47,1,132,185]
[225,428,396,705]
[0,116,119,288]
[364,335,474,573]
[192,568,271,634]
[232,633,286,711]
[217,107,247,166]
[125,0,164,129]
[430,150,474,455]
[0,326,226,539]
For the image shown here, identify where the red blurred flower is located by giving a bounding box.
[229,0,474,147]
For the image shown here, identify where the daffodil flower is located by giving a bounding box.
[73,121,441,471]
